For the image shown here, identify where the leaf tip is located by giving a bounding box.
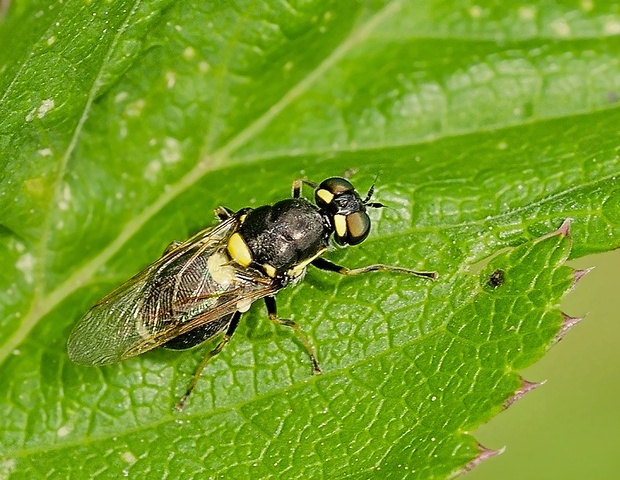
[450,443,505,478]
[555,312,585,343]
[504,377,545,408]
[571,266,594,289]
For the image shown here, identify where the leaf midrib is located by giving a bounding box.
[35,0,147,295]
[0,1,404,364]
[3,143,611,369]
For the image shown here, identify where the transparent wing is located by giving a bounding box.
[67,215,277,366]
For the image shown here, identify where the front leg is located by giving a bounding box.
[291,178,318,198]
[311,257,438,280]
[215,205,235,221]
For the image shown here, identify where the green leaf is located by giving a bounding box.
[1,0,619,478]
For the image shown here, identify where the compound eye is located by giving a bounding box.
[315,177,355,208]
[346,211,371,245]
[333,211,371,245]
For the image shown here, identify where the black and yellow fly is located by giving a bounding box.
[68,177,437,409]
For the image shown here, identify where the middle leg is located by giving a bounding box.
[264,296,321,374]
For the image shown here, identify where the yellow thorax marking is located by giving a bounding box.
[227,232,252,267]
[288,248,327,278]
[262,263,277,278]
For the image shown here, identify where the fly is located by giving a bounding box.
[67,176,437,409]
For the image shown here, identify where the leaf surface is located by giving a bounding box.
[1,1,619,478]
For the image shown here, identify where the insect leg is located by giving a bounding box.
[311,257,438,280]
[175,311,242,411]
[162,241,182,255]
[292,179,318,198]
[264,296,322,375]
[342,167,358,179]
[215,206,235,221]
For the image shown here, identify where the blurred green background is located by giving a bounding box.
[470,248,620,480]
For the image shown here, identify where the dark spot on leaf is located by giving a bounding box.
[487,269,505,288]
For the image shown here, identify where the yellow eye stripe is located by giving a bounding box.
[316,188,334,204]
[334,214,347,238]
